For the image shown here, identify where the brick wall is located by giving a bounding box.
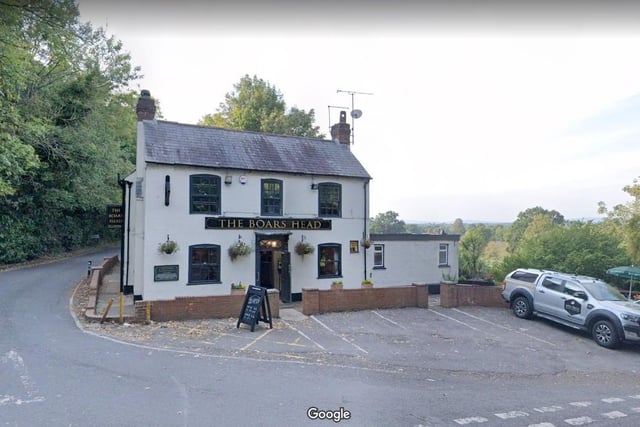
[439,283,508,308]
[302,284,429,315]
[134,289,280,322]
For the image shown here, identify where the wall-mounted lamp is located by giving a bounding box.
[310,183,319,190]
[224,175,233,185]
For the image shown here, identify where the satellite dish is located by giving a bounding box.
[351,109,363,119]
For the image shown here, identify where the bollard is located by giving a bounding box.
[145,301,151,324]
[119,293,124,324]
[100,298,114,324]
[87,260,92,277]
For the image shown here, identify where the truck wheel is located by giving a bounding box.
[512,296,532,319]
[592,320,621,349]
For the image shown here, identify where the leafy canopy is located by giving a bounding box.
[199,75,323,138]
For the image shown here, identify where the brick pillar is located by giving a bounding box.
[439,283,458,308]
[302,288,320,315]
[412,283,429,308]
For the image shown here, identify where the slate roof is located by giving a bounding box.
[143,120,371,179]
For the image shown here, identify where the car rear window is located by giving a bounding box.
[510,271,539,283]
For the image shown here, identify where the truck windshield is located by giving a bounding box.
[583,281,626,301]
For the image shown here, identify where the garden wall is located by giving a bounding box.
[439,283,508,308]
[302,284,429,315]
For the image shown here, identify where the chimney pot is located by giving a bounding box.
[136,89,156,121]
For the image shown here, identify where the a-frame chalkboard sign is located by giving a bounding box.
[236,285,272,332]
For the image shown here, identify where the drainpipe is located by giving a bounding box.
[363,180,369,281]
[125,180,132,293]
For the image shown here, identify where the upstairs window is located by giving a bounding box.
[318,244,341,278]
[188,244,220,284]
[318,183,341,217]
[190,174,221,214]
[261,179,282,216]
[438,243,449,266]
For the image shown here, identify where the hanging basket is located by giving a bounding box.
[228,240,252,260]
[158,239,179,254]
[295,241,315,256]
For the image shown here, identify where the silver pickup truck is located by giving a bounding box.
[501,268,640,349]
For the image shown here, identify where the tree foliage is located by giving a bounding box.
[505,206,565,251]
[0,0,140,264]
[598,177,640,265]
[199,74,323,138]
[459,225,491,279]
[370,211,407,234]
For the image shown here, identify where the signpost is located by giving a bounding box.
[237,285,272,332]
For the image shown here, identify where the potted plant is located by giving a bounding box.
[361,279,374,288]
[294,240,315,256]
[441,273,457,284]
[231,282,246,295]
[228,239,252,260]
[331,280,343,290]
[158,236,179,254]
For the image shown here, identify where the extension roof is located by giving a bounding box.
[142,120,371,179]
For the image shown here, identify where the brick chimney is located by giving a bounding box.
[331,111,351,145]
[136,89,156,121]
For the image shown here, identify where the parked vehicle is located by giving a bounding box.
[502,268,640,349]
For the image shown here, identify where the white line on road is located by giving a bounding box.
[280,319,326,351]
[371,310,408,329]
[0,350,45,407]
[428,309,482,331]
[451,308,558,347]
[453,416,489,424]
[310,315,368,354]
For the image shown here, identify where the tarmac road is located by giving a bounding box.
[2,248,640,426]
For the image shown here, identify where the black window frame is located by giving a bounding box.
[190,174,221,214]
[318,182,342,218]
[318,243,342,278]
[188,244,221,285]
[261,179,283,216]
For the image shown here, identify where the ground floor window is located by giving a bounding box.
[189,244,220,284]
[373,244,385,268]
[438,243,449,266]
[318,243,341,278]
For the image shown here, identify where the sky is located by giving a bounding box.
[78,0,640,223]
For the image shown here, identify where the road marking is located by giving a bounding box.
[602,397,624,403]
[311,315,368,354]
[428,309,482,331]
[569,402,592,407]
[240,328,272,351]
[565,417,594,425]
[601,410,627,419]
[280,318,326,351]
[372,310,408,329]
[495,410,529,419]
[452,308,557,347]
[534,405,563,413]
[0,350,45,407]
[528,423,555,427]
[453,416,489,424]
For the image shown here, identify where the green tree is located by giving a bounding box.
[450,218,466,235]
[0,0,140,263]
[598,177,640,265]
[370,211,407,233]
[505,206,565,251]
[199,75,323,138]
[459,225,492,279]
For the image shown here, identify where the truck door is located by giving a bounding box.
[559,281,588,325]
[535,276,568,319]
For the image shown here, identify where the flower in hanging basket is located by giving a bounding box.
[231,282,246,290]
[361,279,374,288]
[158,240,179,254]
[294,241,315,256]
[228,240,252,260]
[361,239,372,249]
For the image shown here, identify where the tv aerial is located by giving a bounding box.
[337,89,373,144]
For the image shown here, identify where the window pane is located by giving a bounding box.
[261,180,282,216]
[190,175,220,214]
[373,244,384,267]
[438,244,448,265]
[189,245,220,283]
[319,183,341,217]
[318,244,341,277]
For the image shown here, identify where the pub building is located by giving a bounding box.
[124,90,459,305]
